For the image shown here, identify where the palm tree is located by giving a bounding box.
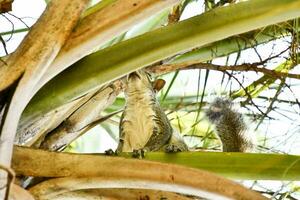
[0,0,300,199]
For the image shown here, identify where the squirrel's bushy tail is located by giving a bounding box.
[206,98,254,152]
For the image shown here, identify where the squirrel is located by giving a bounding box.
[116,70,252,154]
[205,98,254,152]
[117,69,188,153]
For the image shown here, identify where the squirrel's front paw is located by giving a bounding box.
[105,149,118,156]
[132,149,146,158]
[164,144,183,153]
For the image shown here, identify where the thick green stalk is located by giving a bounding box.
[170,22,293,64]
[12,146,300,180]
[139,151,300,180]
[22,0,300,126]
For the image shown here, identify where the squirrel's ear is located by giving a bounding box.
[153,79,166,92]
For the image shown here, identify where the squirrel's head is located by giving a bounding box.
[126,70,165,93]
[205,98,233,122]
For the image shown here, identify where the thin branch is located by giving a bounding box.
[256,96,300,105]
[255,189,298,200]
[148,61,300,80]
[0,14,14,41]
[224,71,267,116]
[7,13,30,29]
[255,80,285,130]
[0,36,8,55]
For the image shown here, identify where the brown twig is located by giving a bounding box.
[224,71,266,116]
[0,35,8,55]
[255,80,285,130]
[148,62,300,80]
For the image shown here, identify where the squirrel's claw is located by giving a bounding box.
[132,149,146,158]
[164,144,183,153]
[105,149,118,156]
